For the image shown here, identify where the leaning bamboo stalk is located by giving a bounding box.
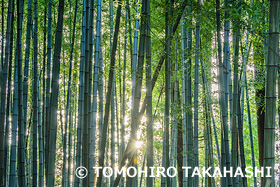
[138,0,188,119]
[96,0,123,185]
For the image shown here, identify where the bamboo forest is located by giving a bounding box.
[1,0,280,186]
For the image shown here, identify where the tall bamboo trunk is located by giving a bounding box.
[9,45,19,187]
[23,0,32,155]
[237,83,247,186]
[87,0,95,184]
[202,74,210,187]
[0,0,13,185]
[162,0,171,185]
[23,0,33,184]
[3,13,14,185]
[170,36,178,187]
[74,0,87,185]
[110,73,116,187]
[88,0,101,185]
[95,23,103,186]
[32,0,39,185]
[119,1,128,186]
[232,14,240,187]
[254,39,265,182]
[181,12,187,187]
[177,89,183,187]
[223,1,230,185]
[146,0,153,185]
[263,0,280,186]
[82,0,90,184]
[38,76,44,186]
[16,0,26,185]
[42,5,47,178]
[45,0,53,178]
[244,72,257,187]
[0,0,4,71]
[186,2,193,186]
[131,0,140,101]
[46,0,65,184]
[193,1,200,186]
[67,91,74,187]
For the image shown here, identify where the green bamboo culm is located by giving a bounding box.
[17,0,26,185]
[216,0,231,185]
[74,0,87,185]
[263,0,280,186]
[161,0,171,185]
[32,0,39,185]
[3,10,14,186]
[45,0,53,180]
[193,0,200,186]
[146,0,153,185]
[46,0,65,184]
[89,0,99,185]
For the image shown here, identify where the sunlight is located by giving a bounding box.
[137,130,142,139]
[136,141,143,149]
[124,114,129,126]
[154,121,162,130]
[141,116,146,123]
